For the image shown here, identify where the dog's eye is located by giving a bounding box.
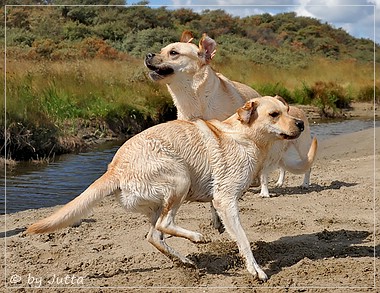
[169,50,179,56]
[269,112,280,118]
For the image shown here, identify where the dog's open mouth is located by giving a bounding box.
[280,133,301,140]
[146,63,174,80]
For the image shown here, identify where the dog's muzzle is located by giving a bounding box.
[144,53,174,81]
[280,119,304,140]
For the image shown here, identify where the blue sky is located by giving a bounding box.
[127,0,378,43]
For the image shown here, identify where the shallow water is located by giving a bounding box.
[1,119,377,214]
[309,118,377,141]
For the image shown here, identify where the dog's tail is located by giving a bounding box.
[26,171,119,234]
[282,137,318,174]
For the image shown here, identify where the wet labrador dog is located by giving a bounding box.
[27,96,317,282]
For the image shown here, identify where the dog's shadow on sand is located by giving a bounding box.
[188,229,375,276]
[1,219,97,238]
[250,180,358,197]
[0,228,26,238]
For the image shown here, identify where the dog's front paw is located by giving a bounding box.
[191,232,210,244]
[247,266,268,282]
[257,269,268,282]
[174,257,196,268]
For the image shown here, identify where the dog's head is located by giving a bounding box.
[236,96,304,140]
[144,31,217,83]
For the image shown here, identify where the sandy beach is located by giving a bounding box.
[1,123,379,292]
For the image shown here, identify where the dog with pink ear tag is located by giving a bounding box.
[145,31,261,121]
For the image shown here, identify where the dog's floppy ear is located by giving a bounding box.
[274,95,289,110]
[180,30,194,43]
[274,95,288,106]
[237,101,258,124]
[198,33,217,64]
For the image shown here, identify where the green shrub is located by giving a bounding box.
[63,21,93,40]
[308,81,351,116]
[293,82,313,105]
[120,28,178,57]
[6,28,35,47]
[255,82,294,103]
[42,84,84,120]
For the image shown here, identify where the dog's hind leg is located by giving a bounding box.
[259,173,270,198]
[292,129,313,188]
[213,198,268,281]
[155,198,209,244]
[275,167,286,187]
[155,174,209,244]
[147,225,195,266]
[301,168,311,188]
[291,144,312,188]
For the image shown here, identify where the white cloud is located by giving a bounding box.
[295,0,376,40]
[146,0,378,42]
[172,0,299,4]
[300,0,372,22]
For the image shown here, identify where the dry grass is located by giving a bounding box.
[3,56,377,127]
[214,56,377,95]
[2,56,377,129]
[4,58,170,125]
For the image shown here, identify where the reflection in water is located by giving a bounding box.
[1,119,377,214]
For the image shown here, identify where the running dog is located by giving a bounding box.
[145,31,315,199]
[27,96,318,282]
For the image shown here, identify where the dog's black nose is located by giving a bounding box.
[146,53,155,60]
[295,119,304,131]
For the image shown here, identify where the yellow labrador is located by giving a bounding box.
[145,31,260,121]
[27,96,317,282]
